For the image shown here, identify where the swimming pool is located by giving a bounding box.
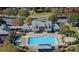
[28,36,57,45]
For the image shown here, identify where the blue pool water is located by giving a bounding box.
[28,36,57,44]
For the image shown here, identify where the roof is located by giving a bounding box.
[37,46,52,49]
[2,18,13,25]
[57,16,67,19]
[57,19,68,23]
[53,23,60,30]
[0,29,9,35]
[21,24,29,29]
[9,26,22,29]
[32,20,52,28]
[57,16,68,23]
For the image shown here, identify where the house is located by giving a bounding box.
[9,26,22,31]
[0,18,6,25]
[21,19,52,32]
[44,21,52,32]
[31,13,52,32]
[53,23,60,32]
[21,24,29,32]
[21,24,32,32]
[56,16,68,26]
[0,29,9,36]
[0,24,10,31]
[32,20,39,32]
[1,17,13,26]
[0,15,25,26]
[32,20,52,32]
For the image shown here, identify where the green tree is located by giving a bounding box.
[44,7,51,12]
[0,34,19,52]
[8,8,18,16]
[67,13,79,26]
[75,34,79,44]
[49,8,63,23]
[18,8,30,17]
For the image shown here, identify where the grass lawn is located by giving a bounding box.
[0,43,19,52]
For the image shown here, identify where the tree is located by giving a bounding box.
[53,23,60,32]
[65,31,76,37]
[67,13,79,26]
[48,8,63,23]
[8,8,18,16]
[60,24,70,32]
[25,17,32,24]
[0,34,19,52]
[75,35,79,44]
[44,8,51,12]
[18,8,30,17]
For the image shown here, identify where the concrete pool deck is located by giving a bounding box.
[17,32,76,51]
[19,32,65,46]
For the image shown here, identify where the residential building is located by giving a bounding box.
[56,16,68,25]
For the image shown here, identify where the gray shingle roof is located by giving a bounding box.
[21,24,29,30]
[53,23,60,31]
[37,46,52,49]
[0,29,9,34]
[57,19,67,23]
